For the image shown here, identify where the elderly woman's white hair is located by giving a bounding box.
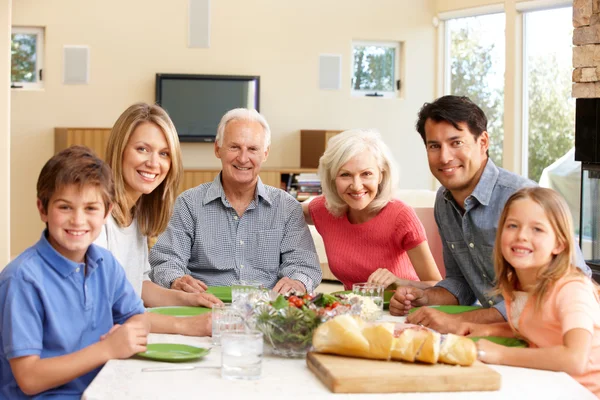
[318,129,399,217]
[215,108,271,149]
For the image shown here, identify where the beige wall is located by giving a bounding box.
[1,0,10,268]
[10,0,438,256]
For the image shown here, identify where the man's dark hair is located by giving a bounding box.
[37,145,114,214]
[415,95,488,145]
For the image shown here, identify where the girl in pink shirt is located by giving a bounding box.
[459,187,600,397]
[301,129,442,290]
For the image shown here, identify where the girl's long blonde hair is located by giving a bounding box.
[105,103,183,237]
[493,187,584,310]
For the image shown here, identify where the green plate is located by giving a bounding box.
[206,286,232,302]
[408,305,482,314]
[471,336,528,348]
[332,290,395,310]
[137,343,211,362]
[147,306,211,317]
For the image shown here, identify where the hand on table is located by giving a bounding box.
[406,307,462,334]
[184,292,223,308]
[389,286,428,316]
[475,339,504,364]
[171,275,208,293]
[178,312,212,337]
[102,316,150,359]
[367,268,400,289]
[273,277,306,294]
[456,322,492,337]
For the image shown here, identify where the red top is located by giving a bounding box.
[309,196,426,290]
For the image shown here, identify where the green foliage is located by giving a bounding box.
[11,33,37,83]
[450,27,504,167]
[450,25,574,182]
[526,53,574,182]
[352,45,395,91]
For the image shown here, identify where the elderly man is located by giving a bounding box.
[390,95,590,332]
[150,108,322,294]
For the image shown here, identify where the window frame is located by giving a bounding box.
[351,40,401,99]
[11,26,44,90]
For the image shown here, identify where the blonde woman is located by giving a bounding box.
[96,103,221,336]
[303,129,441,290]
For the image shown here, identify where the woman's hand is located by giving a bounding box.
[367,268,400,289]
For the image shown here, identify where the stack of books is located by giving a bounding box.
[289,173,321,201]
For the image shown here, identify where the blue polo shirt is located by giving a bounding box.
[0,231,145,399]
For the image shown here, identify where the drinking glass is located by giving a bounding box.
[231,281,268,311]
[352,282,385,321]
[211,304,244,345]
[221,330,264,380]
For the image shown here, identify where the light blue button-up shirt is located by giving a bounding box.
[0,231,145,399]
[150,174,322,292]
[434,159,590,319]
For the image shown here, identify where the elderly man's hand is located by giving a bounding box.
[389,286,428,316]
[171,275,208,293]
[273,277,306,294]
[406,307,462,334]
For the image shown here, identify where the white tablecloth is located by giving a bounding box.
[83,315,596,400]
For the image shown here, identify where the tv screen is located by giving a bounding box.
[155,74,260,142]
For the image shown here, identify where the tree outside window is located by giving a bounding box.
[447,13,505,168]
[11,27,44,89]
[352,41,400,97]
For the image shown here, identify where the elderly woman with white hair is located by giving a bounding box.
[302,129,442,290]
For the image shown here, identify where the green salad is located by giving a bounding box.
[254,293,350,358]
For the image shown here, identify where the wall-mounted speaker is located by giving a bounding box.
[189,0,210,48]
[63,46,89,84]
[319,54,341,90]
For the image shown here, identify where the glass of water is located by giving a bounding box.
[221,330,263,380]
[231,281,268,312]
[352,282,385,321]
[211,304,244,345]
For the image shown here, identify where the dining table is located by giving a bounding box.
[82,311,596,400]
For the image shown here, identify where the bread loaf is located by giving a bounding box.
[312,315,476,366]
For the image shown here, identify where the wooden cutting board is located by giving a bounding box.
[306,352,501,393]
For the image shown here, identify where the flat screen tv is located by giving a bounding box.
[155,73,260,143]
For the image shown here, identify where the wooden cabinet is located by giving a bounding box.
[180,168,317,195]
[300,129,342,168]
[55,127,111,160]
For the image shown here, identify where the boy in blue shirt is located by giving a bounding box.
[0,146,149,399]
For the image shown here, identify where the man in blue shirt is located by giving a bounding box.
[389,95,591,333]
[0,146,148,399]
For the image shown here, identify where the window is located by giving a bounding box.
[351,41,400,98]
[11,26,44,89]
[523,7,574,182]
[446,13,505,167]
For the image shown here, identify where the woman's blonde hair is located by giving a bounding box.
[493,187,583,310]
[105,102,183,237]
[318,129,398,217]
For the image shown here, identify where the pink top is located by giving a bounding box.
[505,275,600,397]
[309,196,426,290]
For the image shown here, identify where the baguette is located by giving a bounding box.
[312,315,476,366]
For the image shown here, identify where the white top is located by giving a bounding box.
[82,314,596,400]
[510,291,529,330]
[95,215,151,297]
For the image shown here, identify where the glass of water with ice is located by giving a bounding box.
[352,282,385,321]
[231,281,268,313]
[212,304,244,345]
[221,330,263,380]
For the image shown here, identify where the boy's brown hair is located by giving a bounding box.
[37,145,114,214]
